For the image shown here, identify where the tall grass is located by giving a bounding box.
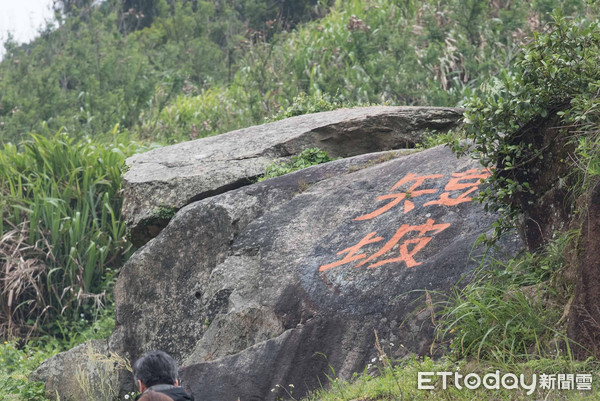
[300,356,600,400]
[434,232,576,365]
[0,132,144,339]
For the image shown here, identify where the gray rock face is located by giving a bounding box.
[111,145,521,401]
[123,106,462,246]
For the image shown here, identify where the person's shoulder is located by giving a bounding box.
[160,387,195,401]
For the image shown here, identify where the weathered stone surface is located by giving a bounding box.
[180,316,364,401]
[30,340,126,400]
[123,106,462,246]
[111,145,521,401]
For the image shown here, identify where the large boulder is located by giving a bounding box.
[122,106,463,246]
[30,340,129,401]
[110,144,521,401]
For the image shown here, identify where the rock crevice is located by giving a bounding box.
[123,106,463,246]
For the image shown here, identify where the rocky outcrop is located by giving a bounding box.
[31,108,524,401]
[30,340,126,400]
[122,106,463,246]
[111,143,521,401]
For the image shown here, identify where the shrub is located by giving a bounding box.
[0,341,49,401]
[140,86,256,143]
[258,147,336,181]
[461,13,600,239]
[270,92,347,121]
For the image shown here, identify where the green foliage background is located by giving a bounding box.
[1,0,600,399]
[1,0,594,144]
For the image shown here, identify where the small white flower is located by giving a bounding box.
[371,357,377,363]
[389,343,394,347]
[124,395,130,400]
[288,384,294,388]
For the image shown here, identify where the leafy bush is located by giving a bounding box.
[0,340,58,401]
[270,92,347,120]
[233,0,593,115]
[0,0,326,143]
[0,307,115,401]
[144,0,599,142]
[462,13,600,238]
[0,132,144,338]
[258,148,336,181]
[140,86,257,143]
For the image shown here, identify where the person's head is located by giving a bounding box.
[133,350,179,392]
[138,391,174,401]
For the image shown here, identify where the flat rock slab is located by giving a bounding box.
[111,145,521,401]
[123,106,462,246]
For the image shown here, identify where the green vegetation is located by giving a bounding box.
[270,92,348,120]
[0,132,144,339]
[2,0,595,144]
[0,0,329,144]
[1,341,52,401]
[152,205,178,220]
[0,0,327,143]
[436,232,573,363]
[417,129,466,150]
[462,12,600,239]
[258,147,336,181]
[0,308,115,401]
[1,0,600,400]
[299,357,600,400]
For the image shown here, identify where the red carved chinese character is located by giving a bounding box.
[354,173,443,221]
[356,218,450,268]
[424,168,491,207]
[319,232,383,272]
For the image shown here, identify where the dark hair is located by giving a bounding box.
[138,391,174,401]
[133,350,179,387]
